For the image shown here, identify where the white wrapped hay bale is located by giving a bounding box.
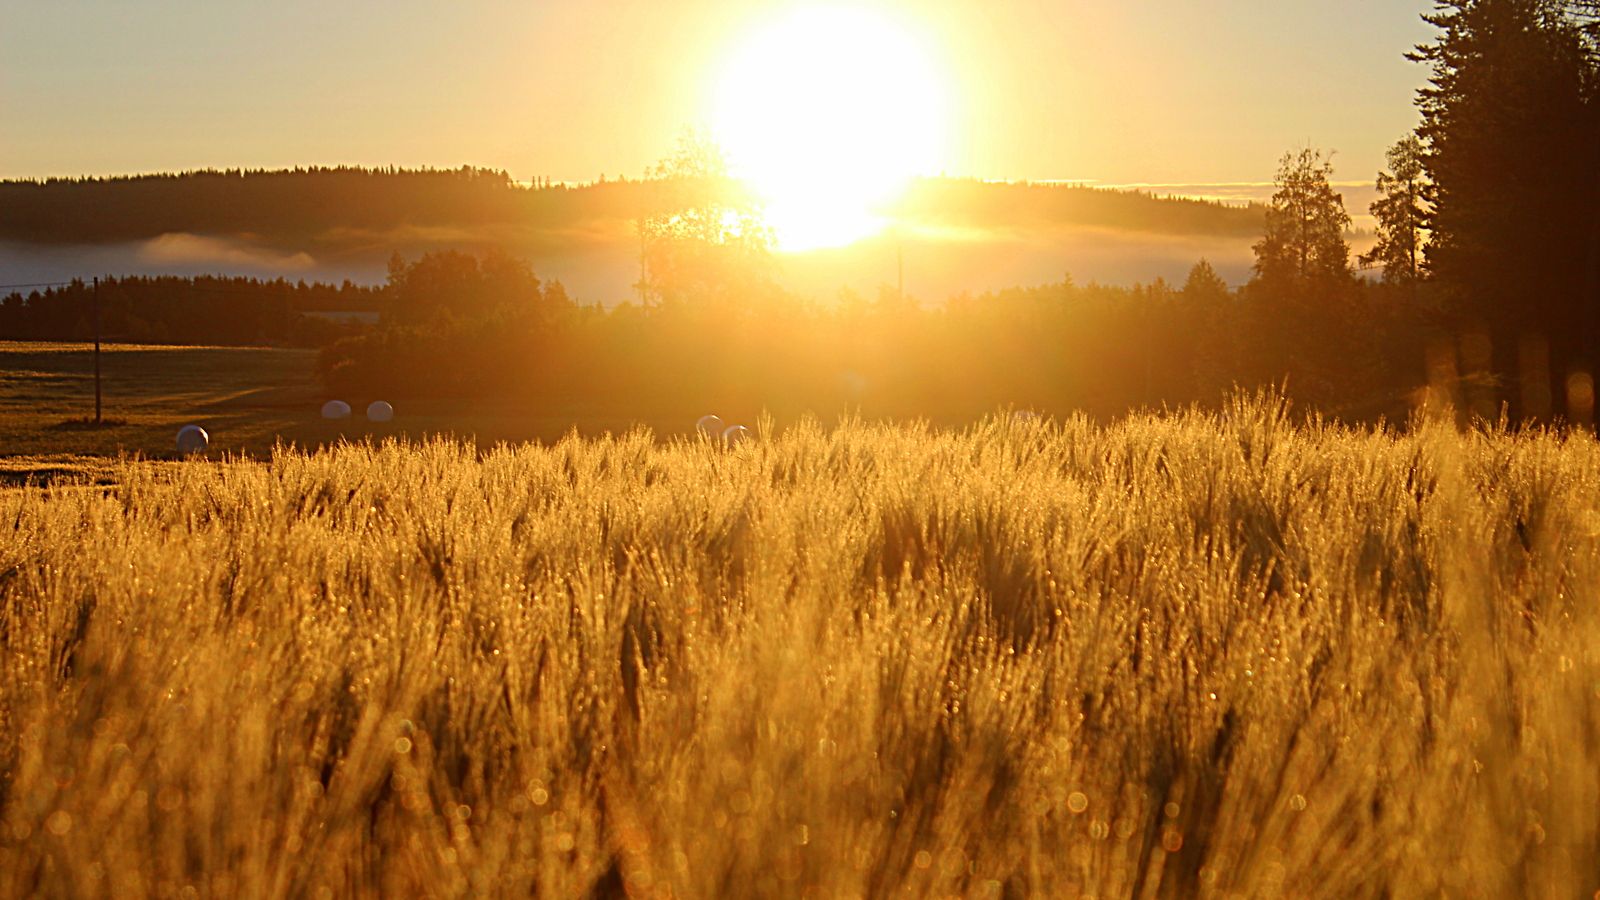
[175,424,209,454]
[696,414,723,437]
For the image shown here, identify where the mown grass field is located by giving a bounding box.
[2,395,1598,896]
[0,342,701,468]
[0,342,316,460]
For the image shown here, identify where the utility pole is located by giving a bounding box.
[897,240,904,302]
[92,276,102,424]
[637,219,650,306]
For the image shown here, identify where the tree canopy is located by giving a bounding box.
[634,131,777,309]
[1360,135,1430,286]
[1410,0,1600,382]
[1251,149,1352,292]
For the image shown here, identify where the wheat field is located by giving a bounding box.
[2,396,1598,897]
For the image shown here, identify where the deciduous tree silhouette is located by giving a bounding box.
[635,130,775,310]
[386,249,560,326]
[1251,148,1352,291]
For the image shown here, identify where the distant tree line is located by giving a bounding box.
[0,167,546,244]
[0,166,1263,248]
[0,276,385,346]
[897,178,1265,237]
[319,242,1426,423]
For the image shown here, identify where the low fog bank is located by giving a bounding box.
[0,239,388,292]
[1,175,1385,303]
[0,215,1376,307]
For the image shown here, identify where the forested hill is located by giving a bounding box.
[0,166,1265,246]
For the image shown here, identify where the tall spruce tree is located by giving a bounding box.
[1409,0,1600,403]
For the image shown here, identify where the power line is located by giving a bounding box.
[0,280,75,290]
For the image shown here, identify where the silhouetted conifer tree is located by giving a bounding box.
[1183,259,1240,396]
[1360,135,1430,288]
[1409,0,1600,412]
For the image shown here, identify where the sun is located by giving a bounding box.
[709,6,952,252]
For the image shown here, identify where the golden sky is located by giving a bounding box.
[1,1,1435,188]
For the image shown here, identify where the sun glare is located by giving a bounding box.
[710,6,952,252]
